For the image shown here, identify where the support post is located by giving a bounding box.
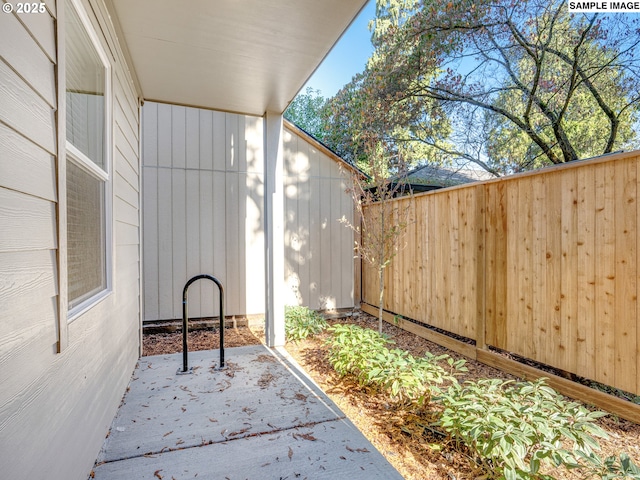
[264,111,285,347]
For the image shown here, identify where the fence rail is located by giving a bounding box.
[361,150,640,420]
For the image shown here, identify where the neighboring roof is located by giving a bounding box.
[108,0,368,116]
[405,163,496,187]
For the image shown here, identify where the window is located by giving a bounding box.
[65,0,111,315]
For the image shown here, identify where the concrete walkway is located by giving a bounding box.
[92,345,403,479]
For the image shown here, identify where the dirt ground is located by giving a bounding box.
[143,311,640,479]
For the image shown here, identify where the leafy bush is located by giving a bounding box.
[326,324,392,378]
[326,324,465,407]
[284,305,328,343]
[437,378,640,479]
[323,322,640,479]
[581,452,640,479]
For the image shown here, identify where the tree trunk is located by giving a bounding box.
[378,266,384,334]
[378,206,385,334]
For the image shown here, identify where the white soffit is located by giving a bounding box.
[109,0,368,116]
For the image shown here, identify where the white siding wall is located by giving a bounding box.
[283,127,355,310]
[141,105,355,321]
[142,103,265,320]
[0,1,141,479]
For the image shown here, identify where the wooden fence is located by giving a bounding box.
[361,150,640,422]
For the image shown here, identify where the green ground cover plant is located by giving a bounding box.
[284,305,328,343]
[438,378,639,479]
[326,324,465,407]
[325,323,640,480]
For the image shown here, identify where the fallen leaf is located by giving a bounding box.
[345,445,370,453]
[153,470,163,479]
[293,432,317,441]
[228,427,250,437]
[162,431,173,437]
[288,446,293,461]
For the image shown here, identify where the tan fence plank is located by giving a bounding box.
[614,159,637,394]
[475,185,486,350]
[576,165,596,379]
[595,162,616,386]
[494,182,508,349]
[531,177,547,362]
[520,178,535,359]
[561,170,579,373]
[426,195,436,325]
[545,174,563,368]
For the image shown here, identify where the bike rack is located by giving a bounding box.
[178,274,225,374]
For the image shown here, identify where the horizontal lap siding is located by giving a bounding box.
[362,152,640,397]
[0,1,142,479]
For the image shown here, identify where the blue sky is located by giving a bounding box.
[302,0,376,99]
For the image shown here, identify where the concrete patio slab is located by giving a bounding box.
[92,345,403,479]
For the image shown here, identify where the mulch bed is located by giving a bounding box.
[142,327,262,356]
[142,310,640,480]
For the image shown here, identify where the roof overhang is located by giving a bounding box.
[108,0,368,116]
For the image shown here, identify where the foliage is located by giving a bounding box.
[484,30,639,174]
[326,324,465,406]
[284,87,329,141]
[326,324,392,377]
[437,378,639,479]
[582,452,640,479]
[323,322,640,478]
[362,0,640,174]
[323,72,447,172]
[284,305,328,343]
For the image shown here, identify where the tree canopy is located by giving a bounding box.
[323,0,640,175]
[283,87,328,140]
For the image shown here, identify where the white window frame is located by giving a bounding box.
[66,0,114,322]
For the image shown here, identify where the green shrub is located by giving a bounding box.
[437,378,640,479]
[323,323,640,479]
[326,324,465,407]
[326,324,392,378]
[284,305,328,343]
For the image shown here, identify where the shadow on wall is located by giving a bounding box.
[283,126,354,311]
[141,104,355,321]
[142,103,265,321]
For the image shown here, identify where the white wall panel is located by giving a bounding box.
[141,104,354,320]
[282,125,354,311]
[142,103,266,320]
